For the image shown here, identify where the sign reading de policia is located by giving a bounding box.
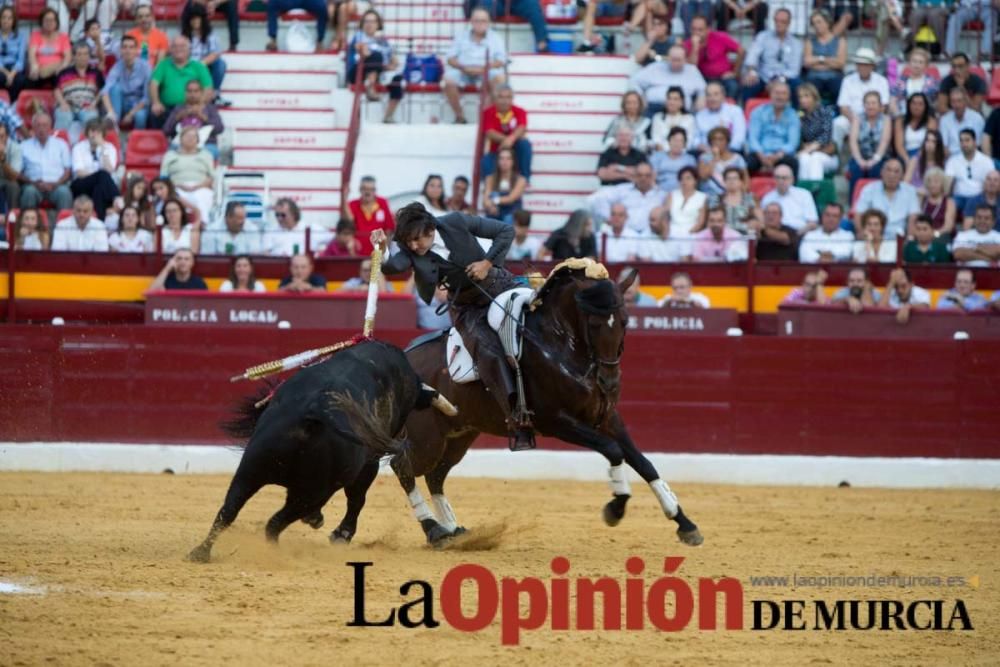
[346,557,975,645]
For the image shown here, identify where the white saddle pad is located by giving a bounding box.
[446,327,479,384]
[486,287,535,359]
[445,287,535,384]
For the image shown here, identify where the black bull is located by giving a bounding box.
[187,340,447,563]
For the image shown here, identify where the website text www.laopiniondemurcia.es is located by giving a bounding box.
[346,557,974,645]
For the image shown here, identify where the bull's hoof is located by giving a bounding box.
[421,518,453,546]
[302,511,324,530]
[329,527,354,545]
[602,494,630,527]
[186,544,212,563]
[677,528,704,546]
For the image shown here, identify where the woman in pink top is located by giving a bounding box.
[27,8,71,89]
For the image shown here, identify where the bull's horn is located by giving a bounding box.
[423,383,458,416]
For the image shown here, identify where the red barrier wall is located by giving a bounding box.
[1,325,997,459]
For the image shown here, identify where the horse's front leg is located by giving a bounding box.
[550,415,703,546]
[604,412,703,546]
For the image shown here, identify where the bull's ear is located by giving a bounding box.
[617,268,638,295]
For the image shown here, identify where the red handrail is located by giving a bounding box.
[340,58,366,220]
[470,49,491,211]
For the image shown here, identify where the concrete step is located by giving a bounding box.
[222,90,335,110]
[509,73,628,95]
[299,209,341,227]
[531,152,604,172]
[530,173,600,193]
[234,148,345,169]
[377,5,466,20]
[235,186,342,209]
[223,70,339,92]
[529,112,617,133]
[526,212,567,231]
[380,19,466,39]
[523,192,588,215]
[515,92,622,114]
[233,128,347,149]
[221,108,338,130]
[530,130,605,154]
[223,52,342,72]
[508,54,637,77]
[231,167,342,190]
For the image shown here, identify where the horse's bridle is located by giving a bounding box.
[581,311,625,380]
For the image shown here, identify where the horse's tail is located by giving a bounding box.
[220,383,276,444]
[326,391,408,459]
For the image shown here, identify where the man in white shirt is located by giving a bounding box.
[634,213,689,262]
[939,87,985,155]
[759,164,819,232]
[442,8,507,124]
[945,129,994,212]
[952,203,1000,267]
[597,203,641,263]
[70,118,119,225]
[588,162,667,236]
[201,202,261,255]
[264,198,327,256]
[630,44,706,114]
[693,81,746,152]
[854,158,921,237]
[18,111,72,213]
[833,48,890,147]
[798,202,854,262]
[659,271,711,307]
[885,267,931,324]
[50,195,109,252]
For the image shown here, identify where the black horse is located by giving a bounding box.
[187,340,454,562]
[375,261,704,546]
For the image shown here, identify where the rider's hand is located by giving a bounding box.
[370,229,388,251]
[465,259,492,281]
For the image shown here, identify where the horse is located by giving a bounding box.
[187,340,456,563]
[383,259,703,546]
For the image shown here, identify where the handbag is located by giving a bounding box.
[403,54,443,84]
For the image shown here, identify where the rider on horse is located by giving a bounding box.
[370,202,535,451]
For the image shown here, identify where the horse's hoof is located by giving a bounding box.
[186,545,212,563]
[677,528,704,546]
[602,494,629,527]
[329,528,353,545]
[420,518,453,546]
[302,511,324,530]
[449,526,468,537]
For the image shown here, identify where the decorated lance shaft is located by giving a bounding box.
[230,249,385,383]
[362,247,382,337]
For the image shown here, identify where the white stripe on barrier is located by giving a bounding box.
[1,443,998,489]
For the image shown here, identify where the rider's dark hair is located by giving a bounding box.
[394,201,438,246]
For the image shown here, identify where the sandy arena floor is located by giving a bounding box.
[1,471,997,666]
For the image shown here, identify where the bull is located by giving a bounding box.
[187,340,455,563]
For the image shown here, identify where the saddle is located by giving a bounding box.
[447,287,535,384]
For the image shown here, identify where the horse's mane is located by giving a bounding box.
[534,257,611,303]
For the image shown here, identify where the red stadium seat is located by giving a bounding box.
[850,178,878,217]
[16,89,55,128]
[744,97,769,122]
[970,65,988,85]
[749,176,775,201]
[987,68,1000,107]
[964,20,985,31]
[52,128,70,145]
[125,130,169,182]
[239,0,267,21]
[152,0,186,21]
[105,130,122,157]
[14,0,47,21]
[56,209,73,223]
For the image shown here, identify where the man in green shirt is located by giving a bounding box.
[149,36,213,130]
[903,215,952,264]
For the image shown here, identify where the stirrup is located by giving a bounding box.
[508,428,536,452]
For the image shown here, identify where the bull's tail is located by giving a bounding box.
[325,391,408,459]
[220,383,276,443]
